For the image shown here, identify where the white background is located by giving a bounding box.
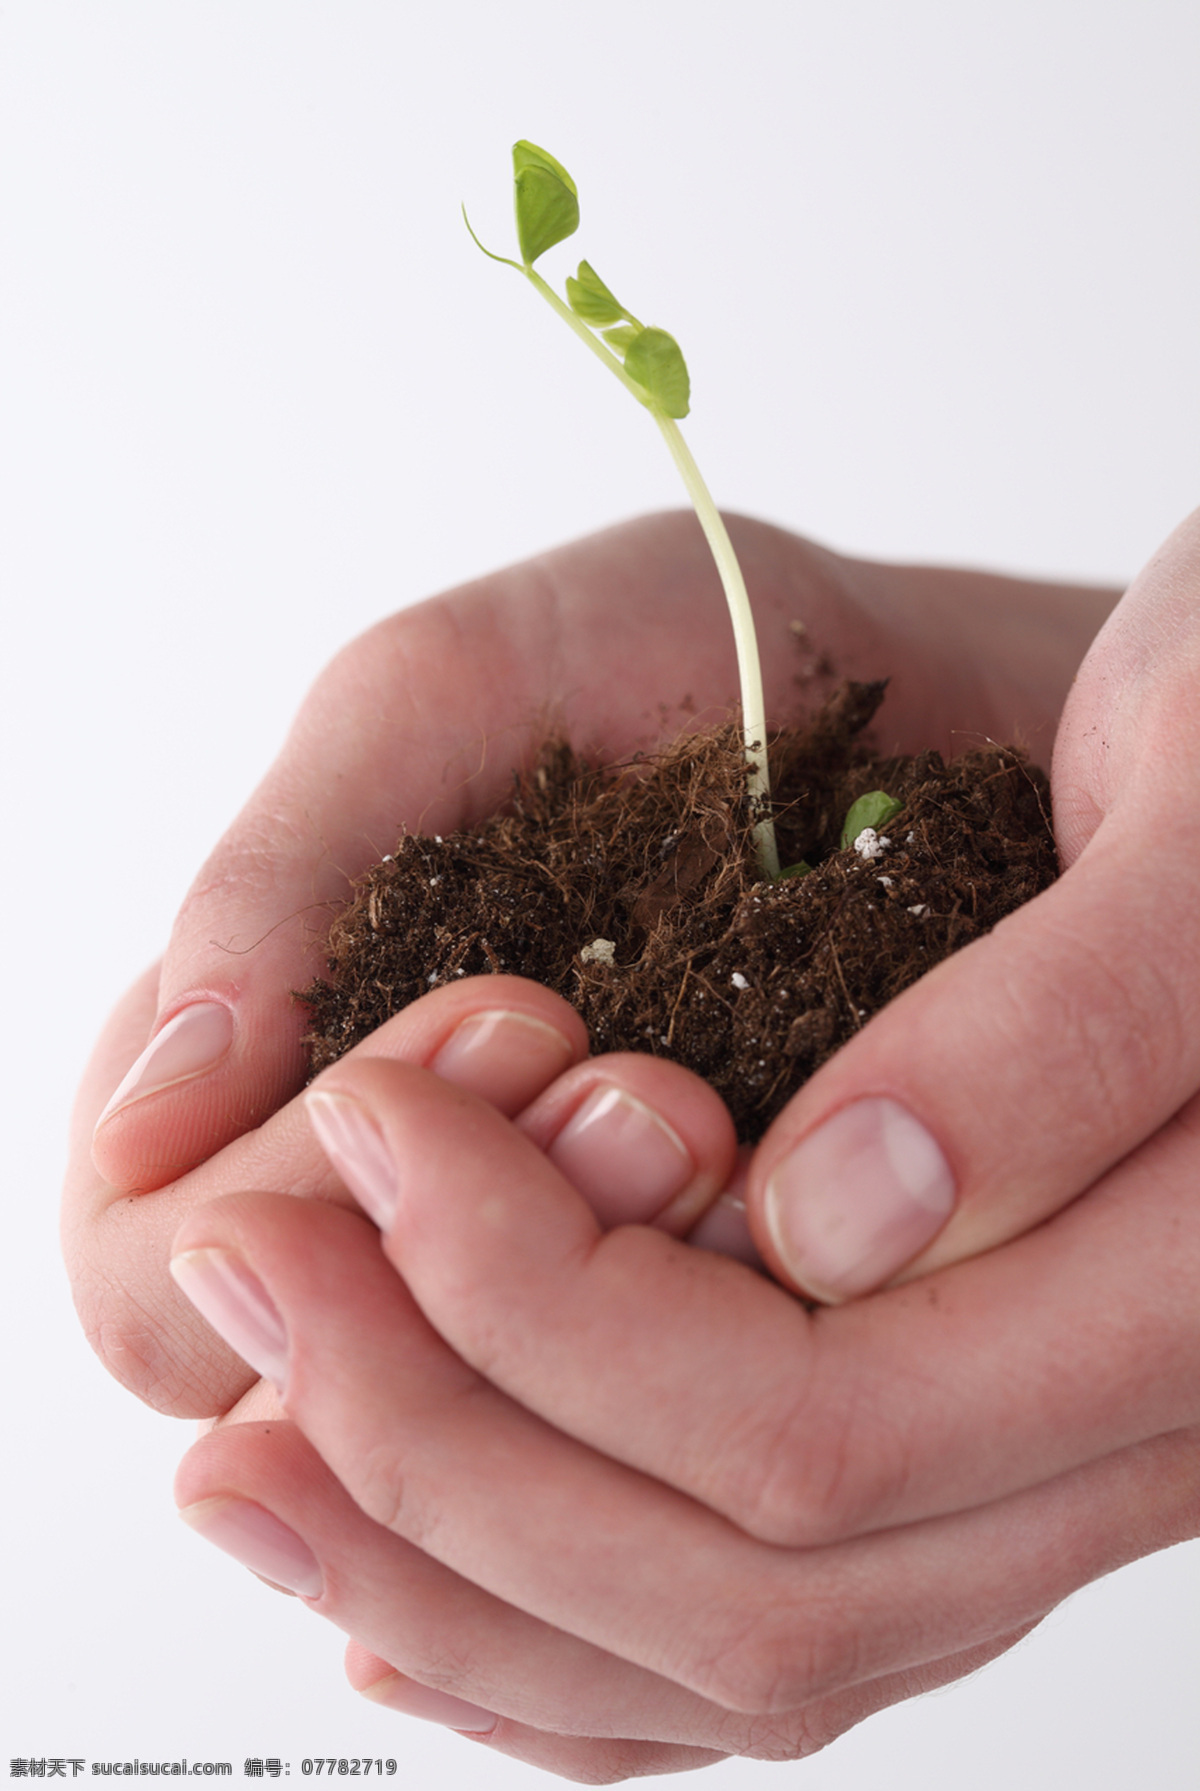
[4,1,1199,1784]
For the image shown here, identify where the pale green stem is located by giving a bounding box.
[520,262,780,882]
[521,265,648,400]
[653,417,780,881]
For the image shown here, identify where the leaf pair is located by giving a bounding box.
[510,140,690,419]
[565,262,690,420]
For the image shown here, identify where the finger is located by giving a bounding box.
[289,1059,1200,1547]
[65,976,585,1417]
[178,1417,1041,1770]
[175,1420,717,1750]
[168,1185,1200,1715]
[88,514,874,1196]
[345,1629,1043,1780]
[744,510,1200,1302]
[61,958,235,1410]
[514,1052,740,1235]
[350,1642,723,1780]
[684,1146,760,1265]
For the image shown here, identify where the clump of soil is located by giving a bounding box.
[300,682,1056,1142]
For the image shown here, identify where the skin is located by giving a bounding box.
[170,1072,1200,1775]
[61,507,1200,1775]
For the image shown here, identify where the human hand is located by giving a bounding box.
[168,1048,1200,1777]
[166,513,1200,1776]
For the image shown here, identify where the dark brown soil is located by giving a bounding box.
[300,682,1056,1142]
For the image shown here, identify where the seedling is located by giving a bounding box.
[840,790,903,848]
[761,790,903,882]
[464,141,781,881]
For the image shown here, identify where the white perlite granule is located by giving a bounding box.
[854,828,891,860]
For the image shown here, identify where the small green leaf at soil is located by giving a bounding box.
[841,789,904,848]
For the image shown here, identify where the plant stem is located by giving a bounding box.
[522,265,649,400]
[653,417,780,881]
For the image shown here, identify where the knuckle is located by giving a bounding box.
[336,1385,491,1546]
[93,1312,187,1413]
[444,1310,512,1389]
[77,1273,234,1417]
[393,1641,479,1703]
[710,1706,825,1764]
[65,1193,253,1418]
[685,1597,861,1715]
[348,1439,415,1536]
[178,805,315,923]
[547,1745,660,1786]
[719,1419,836,1546]
[714,1354,911,1547]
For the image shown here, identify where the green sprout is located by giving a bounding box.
[464,141,780,882]
[840,790,903,850]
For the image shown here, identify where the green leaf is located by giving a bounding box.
[602,323,640,352]
[623,326,690,417]
[840,791,903,849]
[512,139,576,189]
[566,260,627,324]
[777,859,813,881]
[512,140,579,265]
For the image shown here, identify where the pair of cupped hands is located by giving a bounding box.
[63,508,1200,1781]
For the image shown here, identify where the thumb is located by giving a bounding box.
[747,508,1200,1302]
[744,828,1188,1301]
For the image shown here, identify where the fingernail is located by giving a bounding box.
[688,1193,762,1266]
[430,1008,575,1114]
[94,1001,234,1131]
[170,1248,290,1389]
[179,1497,324,1598]
[763,1098,956,1302]
[547,1085,693,1227]
[306,1089,397,1229]
[359,1670,498,1734]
